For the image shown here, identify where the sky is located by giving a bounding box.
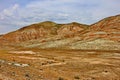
[0,0,120,34]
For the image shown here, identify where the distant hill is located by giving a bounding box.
[0,21,88,43]
[0,15,120,50]
[83,15,120,41]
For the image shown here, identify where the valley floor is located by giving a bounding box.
[0,49,120,80]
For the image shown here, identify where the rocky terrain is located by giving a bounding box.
[84,15,120,42]
[0,15,120,50]
[0,49,120,80]
[0,15,120,80]
[0,21,88,43]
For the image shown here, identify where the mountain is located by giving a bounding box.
[83,15,120,41]
[0,15,120,50]
[0,21,57,43]
[91,15,120,31]
[67,15,120,50]
[0,21,88,43]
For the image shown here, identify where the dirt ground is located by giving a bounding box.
[0,49,120,80]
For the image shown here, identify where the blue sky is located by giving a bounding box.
[0,0,120,34]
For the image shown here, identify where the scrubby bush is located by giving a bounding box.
[74,76,80,79]
[58,77,64,80]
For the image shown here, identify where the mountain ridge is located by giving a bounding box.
[83,14,120,42]
[0,14,120,50]
[0,21,89,43]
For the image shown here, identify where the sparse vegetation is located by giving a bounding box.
[74,76,80,79]
[58,77,64,80]
[25,74,30,78]
[0,15,120,80]
[0,49,120,80]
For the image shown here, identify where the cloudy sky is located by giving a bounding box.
[0,0,120,34]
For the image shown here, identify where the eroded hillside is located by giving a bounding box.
[0,15,120,50]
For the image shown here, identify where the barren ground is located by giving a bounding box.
[0,49,120,80]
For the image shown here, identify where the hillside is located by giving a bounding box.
[68,39,120,50]
[0,21,58,43]
[0,21,88,43]
[83,15,120,41]
[0,15,120,80]
[0,15,120,50]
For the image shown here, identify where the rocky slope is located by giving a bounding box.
[0,21,88,43]
[83,15,120,41]
[0,15,120,50]
[57,22,88,38]
[0,21,57,43]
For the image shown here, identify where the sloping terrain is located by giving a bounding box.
[68,39,120,50]
[0,15,120,80]
[0,21,58,43]
[83,15,120,41]
[0,15,120,50]
[0,21,88,43]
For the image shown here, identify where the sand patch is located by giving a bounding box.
[9,51,36,54]
[81,58,112,65]
[42,62,66,67]
[18,56,46,60]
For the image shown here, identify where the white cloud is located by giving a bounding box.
[0,4,19,20]
[0,0,120,34]
[12,4,19,10]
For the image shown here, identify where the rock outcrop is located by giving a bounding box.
[57,22,88,38]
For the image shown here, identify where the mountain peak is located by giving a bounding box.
[71,22,80,24]
[18,21,57,31]
[40,21,56,24]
